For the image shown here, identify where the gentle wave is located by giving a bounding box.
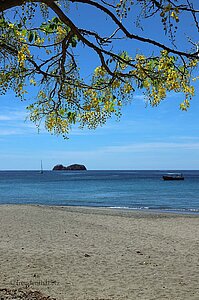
[108,206,199,214]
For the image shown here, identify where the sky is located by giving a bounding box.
[1,1,199,170]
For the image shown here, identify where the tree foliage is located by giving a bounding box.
[0,0,199,137]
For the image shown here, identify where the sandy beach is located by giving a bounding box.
[0,205,198,299]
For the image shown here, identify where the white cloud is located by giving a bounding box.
[134,94,145,101]
[0,116,12,121]
[0,128,28,136]
[170,136,199,141]
[0,123,37,136]
[0,111,28,121]
[0,108,38,136]
[36,141,199,161]
[102,141,199,153]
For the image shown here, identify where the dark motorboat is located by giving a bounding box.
[162,173,184,181]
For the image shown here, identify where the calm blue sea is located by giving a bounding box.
[0,170,199,213]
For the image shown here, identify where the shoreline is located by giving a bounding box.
[0,203,199,216]
[0,204,198,299]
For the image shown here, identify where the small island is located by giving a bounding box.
[52,164,87,171]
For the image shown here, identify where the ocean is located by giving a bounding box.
[0,170,198,213]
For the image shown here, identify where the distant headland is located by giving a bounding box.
[52,164,87,171]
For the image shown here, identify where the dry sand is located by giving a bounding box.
[0,205,198,300]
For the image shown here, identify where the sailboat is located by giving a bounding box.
[40,160,43,174]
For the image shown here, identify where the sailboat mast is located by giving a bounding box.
[40,160,43,174]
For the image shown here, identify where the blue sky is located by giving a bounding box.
[1,2,199,170]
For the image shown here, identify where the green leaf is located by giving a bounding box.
[49,23,56,30]
[28,31,34,42]
[34,31,38,41]
[21,29,27,36]
[71,37,77,47]
[67,112,76,123]
[52,17,60,24]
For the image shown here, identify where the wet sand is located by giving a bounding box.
[0,205,198,299]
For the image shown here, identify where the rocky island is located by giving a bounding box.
[52,164,87,171]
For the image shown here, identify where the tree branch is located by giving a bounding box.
[0,0,24,11]
[68,0,198,59]
[1,0,198,60]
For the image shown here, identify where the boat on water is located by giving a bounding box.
[40,160,43,174]
[162,173,184,180]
